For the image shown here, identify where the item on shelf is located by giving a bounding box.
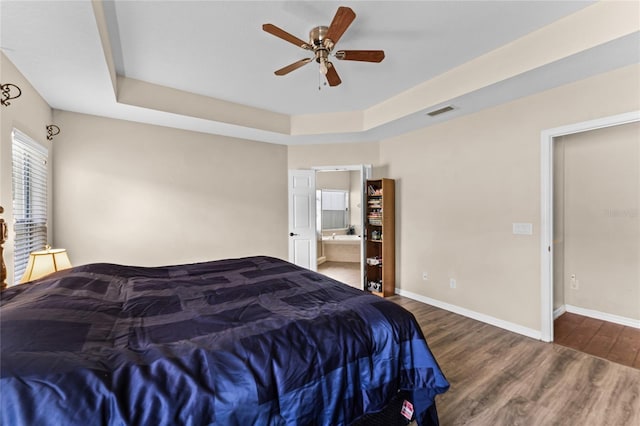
[367,280,382,292]
[367,185,383,196]
[368,218,382,226]
[371,230,382,240]
[366,257,382,266]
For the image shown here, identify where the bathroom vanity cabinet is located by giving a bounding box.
[365,178,395,297]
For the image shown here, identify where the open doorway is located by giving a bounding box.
[314,165,371,289]
[540,111,640,353]
[552,121,640,368]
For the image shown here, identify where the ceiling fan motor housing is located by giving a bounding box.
[310,26,333,64]
[310,26,329,47]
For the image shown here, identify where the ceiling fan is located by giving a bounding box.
[263,6,385,87]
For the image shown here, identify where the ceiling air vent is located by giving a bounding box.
[426,105,455,117]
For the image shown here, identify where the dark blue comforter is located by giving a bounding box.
[0,256,448,425]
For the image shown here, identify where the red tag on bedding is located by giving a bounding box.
[400,400,414,420]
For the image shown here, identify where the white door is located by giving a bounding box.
[288,170,317,271]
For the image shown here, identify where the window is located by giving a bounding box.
[12,129,48,284]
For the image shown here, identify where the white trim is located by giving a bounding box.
[540,126,553,342]
[564,304,640,329]
[540,111,640,342]
[396,288,541,340]
[553,305,566,320]
[312,165,366,172]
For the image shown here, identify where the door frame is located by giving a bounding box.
[539,110,640,342]
[312,164,372,289]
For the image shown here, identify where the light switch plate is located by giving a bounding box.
[513,223,533,235]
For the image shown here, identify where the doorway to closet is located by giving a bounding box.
[541,112,639,368]
[552,121,639,368]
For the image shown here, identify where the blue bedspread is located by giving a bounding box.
[0,256,448,425]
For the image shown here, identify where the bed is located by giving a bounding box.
[0,255,449,425]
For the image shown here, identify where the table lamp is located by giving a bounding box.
[20,245,72,283]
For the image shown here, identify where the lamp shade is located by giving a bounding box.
[20,247,72,283]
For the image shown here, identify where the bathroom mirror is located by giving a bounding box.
[320,190,349,230]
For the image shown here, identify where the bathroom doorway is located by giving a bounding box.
[314,165,371,289]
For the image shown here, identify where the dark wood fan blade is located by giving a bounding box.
[324,7,356,45]
[275,58,312,76]
[263,24,311,50]
[335,50,385,63]
[325,62,341,87]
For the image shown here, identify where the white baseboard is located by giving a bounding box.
[563,304,640,329]
[317,256,326,265]
[553,305,566,320]
[395,288,542,340]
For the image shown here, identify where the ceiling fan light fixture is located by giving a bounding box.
[316,49,330,75]
[319,58,328,75]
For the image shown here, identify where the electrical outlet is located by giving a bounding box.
[422,272,429,281]
[570,274,579,290]
[449,278,456,289]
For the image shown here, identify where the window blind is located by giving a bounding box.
[12,129,48,284]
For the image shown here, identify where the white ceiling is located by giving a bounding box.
[1,0,638,145]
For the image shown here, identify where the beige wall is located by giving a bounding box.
[288,141,380,173]
[52,111,288,267]
[557,122,639,320]
[0,53,53,285]
[379,64,639,331]
[316,170,350,190]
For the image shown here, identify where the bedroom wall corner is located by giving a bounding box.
[51,111,288,267]
[0,53,54,286]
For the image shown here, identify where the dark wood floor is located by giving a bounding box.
[554,312,640,369]
[390,296,640,425]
